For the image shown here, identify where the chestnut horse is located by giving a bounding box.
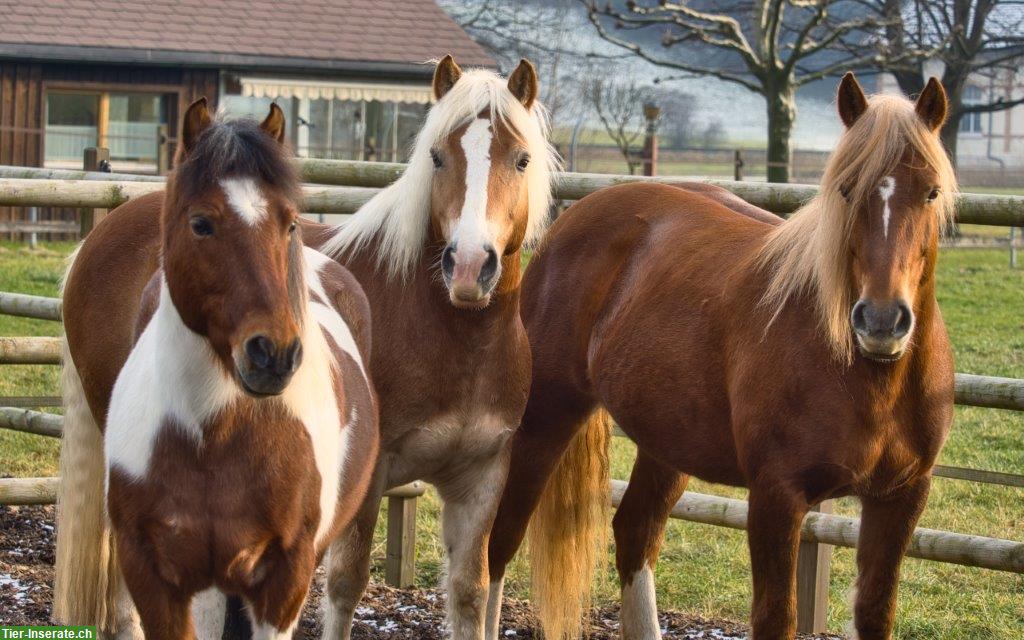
[486,74,957,640]
[301,55,557,640]
[54,103,378,638]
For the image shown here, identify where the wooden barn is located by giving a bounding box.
[0,0,493,233]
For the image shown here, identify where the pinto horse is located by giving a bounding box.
[486,73,958,640]
[299,55,557,640]
[54,102,378,639]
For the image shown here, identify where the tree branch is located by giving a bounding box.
[580,1,763,93]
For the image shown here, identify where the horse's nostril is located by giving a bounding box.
[245,335,274,370]
[479,245,499,285]
[284,338,303,373]
[442,245,456,279]
[893,301,913,338]
[850,300,868,334]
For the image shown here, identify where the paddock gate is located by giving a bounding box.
[0,157,1021,633]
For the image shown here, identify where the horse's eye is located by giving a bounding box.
[927,187,940,202]
[289,220,297,233]
[516,154,531,172]
[430,149,443,169]
[839,186,851,202]
[190,215,214,237]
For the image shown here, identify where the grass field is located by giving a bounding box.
[1,241,1021,638]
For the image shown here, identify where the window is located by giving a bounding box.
[298,98,426,162]
[45,91,169,172]
[45,93,99,168]
[960,85,983,134]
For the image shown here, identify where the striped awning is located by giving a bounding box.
[240,77,433,104]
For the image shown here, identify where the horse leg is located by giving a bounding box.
[613,452,688,640]
[485,400,595,640]
[439,450,511,640]
[321,464,387,640]
[115,548,194,640]
[105,564,144,640]
[746,480,809,640]
[852,476,931,640]
[243,541,318,640]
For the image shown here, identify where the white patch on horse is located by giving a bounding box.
[221,177,268,226]
[248,613,299,640]
[283,245,368,545]
[303,246,368,382]
[620,564,661,640]
[485,578,504,640]
[192,587,227,639]
[879,176,896,240]
[453,117,493,247]
[302,246,333,303]
[105,280,240,482]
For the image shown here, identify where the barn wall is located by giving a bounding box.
[0,61,219,236]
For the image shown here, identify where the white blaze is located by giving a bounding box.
[221,177,268,226]
[452,117,493,246]
[879,176,896,240]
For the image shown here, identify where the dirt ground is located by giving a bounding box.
[1,505,844,639]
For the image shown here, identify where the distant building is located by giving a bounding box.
[0,0,494,174]
[876,62,1024,170]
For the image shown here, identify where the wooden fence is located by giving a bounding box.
[0,159,1021,633]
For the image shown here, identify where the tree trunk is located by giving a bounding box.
[766,83,796,183]
[940,111,961,169]
[939,68,968,170]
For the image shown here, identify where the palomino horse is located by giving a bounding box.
[487,73,957,640]
[54,102,378,638]
[299,55,557,640]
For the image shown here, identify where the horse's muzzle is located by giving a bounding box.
[236,335,303,396]
[441,242,500,308]
[851,299,913,362]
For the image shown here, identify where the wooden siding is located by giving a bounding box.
[0,61,218,237]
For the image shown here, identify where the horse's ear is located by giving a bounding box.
[260,103,287,144]
[837,72,868,128]
[915,77,948,132]
[181,97,213,155]
[433,55,463,100]
[507,59,539,110]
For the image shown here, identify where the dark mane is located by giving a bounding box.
[174,117,300,203]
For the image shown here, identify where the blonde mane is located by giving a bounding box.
[756,93,958,362]
[320,68,559,280]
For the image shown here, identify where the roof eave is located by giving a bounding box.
[0,43,497,78]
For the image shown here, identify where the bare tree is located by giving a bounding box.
[581,0,898,182]
[869,0,1024,165]
[441,0,618,125]
[583,75,656,174]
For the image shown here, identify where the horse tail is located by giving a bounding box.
[53,249,123,631]
[527,408,612,640]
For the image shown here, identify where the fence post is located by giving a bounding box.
[385,490,418,588]
[796,499,833,632]
[641,102,660,177]
[156,125,170,176]
[734,149,745,181]
[80,147,110,237]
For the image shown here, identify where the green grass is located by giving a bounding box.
[1,243,1021,637]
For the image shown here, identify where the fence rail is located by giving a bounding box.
[2,163,1023,225]
[609,481,1023,574]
